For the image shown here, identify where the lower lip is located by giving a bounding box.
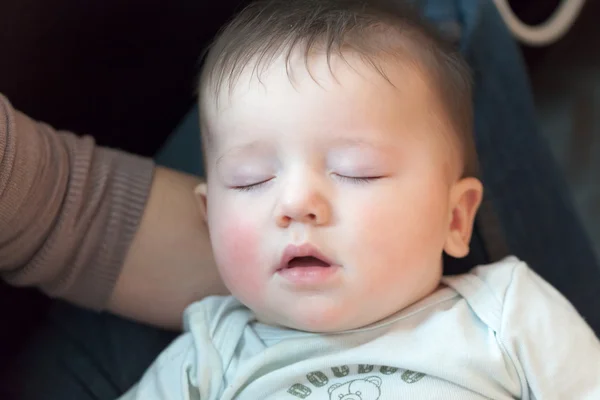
[277,265,339,285]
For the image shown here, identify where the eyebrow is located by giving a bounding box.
[214,135,393,166]
[215,140,271,166]
[326,137,394,152]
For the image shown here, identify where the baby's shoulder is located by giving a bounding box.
[443,256,529,302]
[441,256,538,331]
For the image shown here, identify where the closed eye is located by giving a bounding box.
[231,178,274,192]
[334,174,383,184]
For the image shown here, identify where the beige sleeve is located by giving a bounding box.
[0,93,154,310]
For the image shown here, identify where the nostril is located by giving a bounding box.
[277,215,291,227]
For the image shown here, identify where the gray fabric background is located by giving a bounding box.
[531,1,600,260]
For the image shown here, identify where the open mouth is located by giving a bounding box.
[278,244,336,272]
[277,244,338,284]
[286,256,331,268]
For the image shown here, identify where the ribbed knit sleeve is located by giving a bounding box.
[0,93,155,310]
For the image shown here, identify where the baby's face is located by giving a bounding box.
[201,53,477,332]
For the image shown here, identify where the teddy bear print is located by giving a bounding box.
[328,376,382,400]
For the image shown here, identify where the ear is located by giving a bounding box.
[194,182,208,222]
[443,177,483,258]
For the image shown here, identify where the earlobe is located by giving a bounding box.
[194,183,208,222]
[443,177,484,258]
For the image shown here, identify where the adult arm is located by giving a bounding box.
[0,93,226,330]
[108,166,227,329]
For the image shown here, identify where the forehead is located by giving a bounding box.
[202,51,445,146]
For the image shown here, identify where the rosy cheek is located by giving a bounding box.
[214,216,264,303]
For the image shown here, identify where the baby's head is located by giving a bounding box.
[196,0,483,332]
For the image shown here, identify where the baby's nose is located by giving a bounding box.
[275,199,330,227]
[275,185,331,228]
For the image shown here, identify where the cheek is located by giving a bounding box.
[348,184,449,264]
[211,213,264,301]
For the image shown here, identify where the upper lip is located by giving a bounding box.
[277,243,335,271]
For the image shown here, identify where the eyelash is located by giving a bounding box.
[335,175,382,184]
[231,179,273,192]
[231,175,382,191]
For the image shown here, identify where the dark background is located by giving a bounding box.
[0,0,247,156]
